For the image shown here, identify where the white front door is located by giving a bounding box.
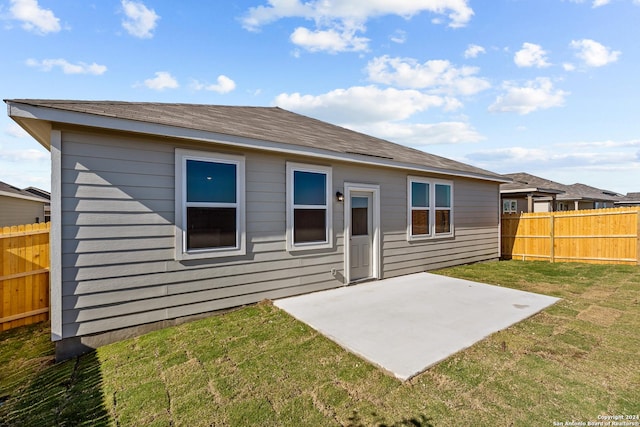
[349,192,373,281]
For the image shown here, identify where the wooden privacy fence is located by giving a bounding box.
[502,207,640,265]
[0,222,50,331]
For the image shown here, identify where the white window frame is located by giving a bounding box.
[503,199,518,213]
[175,148,246,260]
[286,162,333,252]
[407,176,454,241]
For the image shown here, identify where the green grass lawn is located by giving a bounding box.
[1,261,639,426]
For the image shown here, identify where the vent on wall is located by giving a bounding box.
[345,151,394,160]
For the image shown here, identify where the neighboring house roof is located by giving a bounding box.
[5,99,508,183]
[502,172,622,202]
[24,186,50,200]
[615,192,640,205]
[500,173,565,197]
[564,182,622,202]
[0,180,50,203]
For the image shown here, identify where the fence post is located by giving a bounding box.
[637,209,640,266]
[550,212,555,263]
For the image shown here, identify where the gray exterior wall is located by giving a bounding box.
[0,195,47,227]
[58,128,499,347]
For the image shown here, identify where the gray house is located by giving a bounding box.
[0,180,50,227]
[6,99,508,359]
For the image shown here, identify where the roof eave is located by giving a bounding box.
[500,187,565,195]
[0,189,50,203]
[6,100,508,183]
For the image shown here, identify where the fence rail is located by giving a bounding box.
[0,222,50,331]
[502,207,640,265]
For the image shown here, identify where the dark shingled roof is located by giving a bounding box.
[615,192,640,205]
[503,172,622,202]
[7,99,505,181]
[0,180,49,202]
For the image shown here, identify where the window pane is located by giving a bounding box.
[435,184,451,207]
[187,160,236,203]
[411,210,429,235]
[294,171,326,205]
[411,182,429,207]
[187,207,236,249]
[435,210,451,234]
[352,207,368,236]
[351,196,368,208]
[294,208,326,243]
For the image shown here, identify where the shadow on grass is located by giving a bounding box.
[347,410,435,427]
[0,351,111,426]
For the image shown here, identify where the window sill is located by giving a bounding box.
[407,232,455,242]
[176,247,246,261]
[287,241,333,252]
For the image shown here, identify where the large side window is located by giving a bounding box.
[175,149,245,260]
[286,162,332,251]
[407,177,454,240]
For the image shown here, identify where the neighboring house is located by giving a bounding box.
[0,180,50,226]
[501,172,622,213]
[499,179,564,214]
[7,99,508,359]
[614,192,640,207]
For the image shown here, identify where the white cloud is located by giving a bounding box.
[242,1,473,53]
[275,85,452,125]
[242,0,474,30]
[489,78,568,115]
[26,58,107,75]
[514,42,551,68]
[390,29,407,44]
[121,0,159,39]
[5,123,30,138]
[191,75,237,94]
[9,0,60,34]
[570,39,620,67]
[366,55,490,96]
[273,85,480,146]
[563,63,576,71]
[465,145,638,172]
[464,44,485,58]
[350,121,485,146]
[567,0,613,5]
[142,71,179,90]
[0,148,48,162]
[290,24,369,53]
[558,139,640,149]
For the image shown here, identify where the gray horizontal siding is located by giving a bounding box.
[59,130,345,338]
[58,128,500,340]
[0,195,47,227]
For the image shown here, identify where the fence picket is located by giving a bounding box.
[502,207,640,265]
[0,222,50,331]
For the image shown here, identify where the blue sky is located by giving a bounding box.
[1,0,639,193]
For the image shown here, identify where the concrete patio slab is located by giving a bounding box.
[274,272,559,381]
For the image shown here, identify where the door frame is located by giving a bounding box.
[343,182,381,284]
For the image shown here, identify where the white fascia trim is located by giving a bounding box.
[0,190,49,203]
[7,101,509,184]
